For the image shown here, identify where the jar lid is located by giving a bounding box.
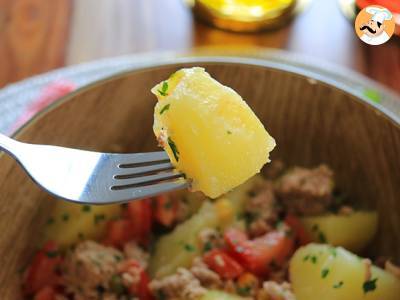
[192,0,297,32]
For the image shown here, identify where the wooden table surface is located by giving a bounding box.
[0,0,399,93]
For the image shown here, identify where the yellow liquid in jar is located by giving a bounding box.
[196,0,295,21]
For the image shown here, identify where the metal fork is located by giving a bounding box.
[0,133,189,204]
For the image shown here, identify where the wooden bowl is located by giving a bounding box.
[0,58,399,298]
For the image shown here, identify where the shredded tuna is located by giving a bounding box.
[62,241,123,299]
[257,281,296,300]
[123,241,149,269]
[149,268,207,300]
[264,160,285,180]
[190,257,222,288]
[275,165,334,216]
[198,228,224,252]
[245,181,280,237]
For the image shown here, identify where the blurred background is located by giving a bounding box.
[0,0,399,92]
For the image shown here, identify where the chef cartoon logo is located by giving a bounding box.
[355,5,395,45]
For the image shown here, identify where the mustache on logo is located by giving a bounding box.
[360,25,376,34]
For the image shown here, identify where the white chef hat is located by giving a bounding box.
[366,7,392,24]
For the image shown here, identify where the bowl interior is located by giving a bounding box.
[0,61,399,298]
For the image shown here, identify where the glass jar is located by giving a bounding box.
[193,0,297,32]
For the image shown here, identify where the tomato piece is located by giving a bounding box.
[118,259,154,300]
[103,219,132,248]
[203,249,244,279]
[224,228,294,276]
[153,194,178,227]
[285,214,311,246]
[33,286,56,300]
[127,199,152,245]
[23,242,62,295]
[356,0,400,13]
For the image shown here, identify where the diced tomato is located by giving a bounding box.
[118,259,154,300]
[356,0,400,12]
[203,249,244,279]
[103,219,132,248]
[224,228,294,276]
[153,194,178,227]
[127,199,152,246]
[284,214,311,246]
[33,286,56,300]
[23,242,62,295]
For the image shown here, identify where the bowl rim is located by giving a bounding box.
[11,55,400,141]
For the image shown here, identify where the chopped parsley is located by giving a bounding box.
[168,137,180,162]
[247,190,256,197]
[310,255,318,264]
[203,241,213,252]
[333,281,344,289]
[237,286,251,296]
[82,205,91,212]
[160,103,170,115]
[164,200,173,209]
[110,275,125,295]
[94,214,106,224]
[62,213,70,222]
[318,232,327,243]
[46,250,59,258]
[184,243,195,252]
[227,130,232,135]
[158,81,169,96]
[46,217,55,225]
[321,268,330,278]
[363,278,378,294]
[311,224,319,232]
[114,254,123,262]
[156,290,167,300]
[303,254,310,262]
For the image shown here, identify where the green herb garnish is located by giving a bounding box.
[114,254,123,262]
[311,255,318,264]
[203,241,213,252]
[333,281,344,289]
[46,250,59,258]
[164,200,173,209]
[158,81,169,96]
[156,290,167,300]
[62,213,70,222]
[110,275,125,295]
[82,205,91,212]
[303,254,310,262]
[160,103,170,115]
[184,243,195,252]
[321,268,330,278]
[363,278,378,294]
[237,286,251,296]
[46,217,55,225]
[227,130,232,135]
[318,232,327,243]
[94,214,106,224]
[168,137,180,162]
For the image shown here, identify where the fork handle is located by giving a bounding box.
[0,133,20,156]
